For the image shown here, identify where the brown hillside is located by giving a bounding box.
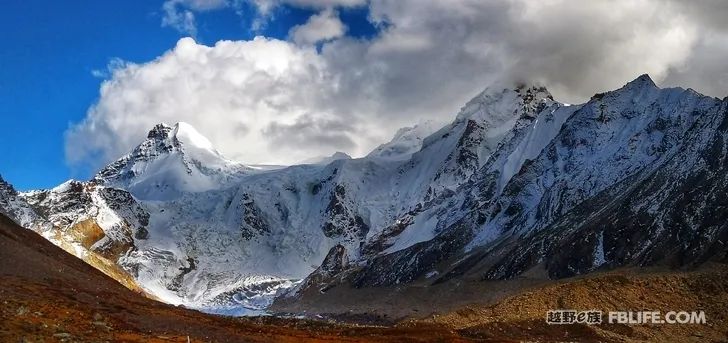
[0,214,464,342]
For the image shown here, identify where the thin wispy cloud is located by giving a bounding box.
[161,0,230,36]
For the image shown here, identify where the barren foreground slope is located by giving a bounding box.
[413,267,728,342]
[2,211,727,342]
[0,214,462,342]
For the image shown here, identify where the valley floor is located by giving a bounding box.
[416,266,728,342]
[0,276,464,342]
[274,265,728,342]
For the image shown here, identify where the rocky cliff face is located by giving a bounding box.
[4,75,727,315]
[0,175,51,232]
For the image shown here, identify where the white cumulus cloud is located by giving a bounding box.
[68,0,728,174]
[66,37,364,170]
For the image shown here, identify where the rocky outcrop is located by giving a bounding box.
[0,174,51,232]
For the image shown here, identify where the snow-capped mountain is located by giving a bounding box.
[4,74,727,315]
[327,75,728,290]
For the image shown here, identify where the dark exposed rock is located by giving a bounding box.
[169,257,196,292]
[352,220,473,287]
[240,193,270,240]
[317,245,349,278]
[322,185,369,241]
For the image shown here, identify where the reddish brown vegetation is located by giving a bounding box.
[2,213,727,342]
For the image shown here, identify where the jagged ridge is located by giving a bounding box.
[3,74,726,316]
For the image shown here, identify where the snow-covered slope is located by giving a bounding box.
[13,74,728,315]
[299,151,352,165]
[367,121,437,161]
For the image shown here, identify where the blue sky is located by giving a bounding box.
[0,1,375,190]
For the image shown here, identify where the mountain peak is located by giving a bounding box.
[515,82,553,99]
[456,82,556,124]
[95,121,247,199]
[624,73,657,90]
[367,121,438,160]
[146,123,173,140]
[300,151,353,165]
[591,73,659,102]
[471,82,552,102]
[0,174,17,197]
[330,151,352,160]
[141,122,221,159]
